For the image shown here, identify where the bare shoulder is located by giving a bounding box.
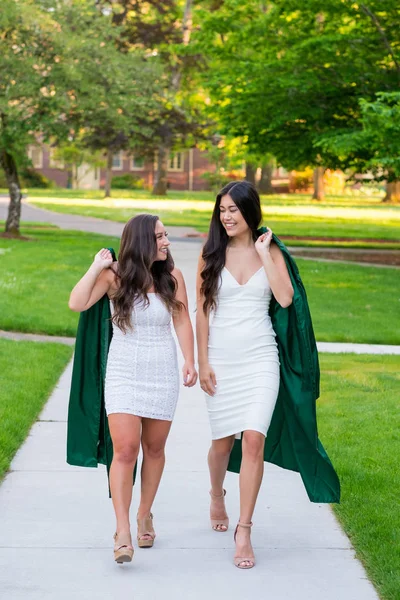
[172,266,183,279]
[101,265,117,282]
[172,267,186,287]
[101,263,119,293]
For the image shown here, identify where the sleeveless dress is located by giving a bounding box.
[105,294,179,420]
[206,266,280,440]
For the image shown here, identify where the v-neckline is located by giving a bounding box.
[224,266,263,287]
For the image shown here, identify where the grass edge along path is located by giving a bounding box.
[0,338,73,480]
[318,353,400,600]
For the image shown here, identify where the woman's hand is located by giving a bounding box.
[182,362,198,387]
[69,249,113,312]
[199,363,217,396]
[94,248,113,270]
[255,228,273,256]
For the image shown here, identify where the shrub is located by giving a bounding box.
[21,168,54,188]
[201,171,232,192]
[289,167,314,192]
[111,174,145,190]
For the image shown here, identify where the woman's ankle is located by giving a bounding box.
[116,525,131,538]
[137,507,152,520]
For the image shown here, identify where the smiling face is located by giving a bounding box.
[154,220,170,261]
[219,194,249,238]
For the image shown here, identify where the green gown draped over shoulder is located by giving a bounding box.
[67,236,340,503]
[228,230,340,503]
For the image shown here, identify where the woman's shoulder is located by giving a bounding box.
[100,262,119,294]
[172,266,184,281]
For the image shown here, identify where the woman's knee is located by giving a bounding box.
[210,437,234,459]
[242,431,265,461]
[142,440,166,460]
[113,442,140,465]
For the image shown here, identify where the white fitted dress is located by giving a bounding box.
[206,267,280,440]
[105,294,179,420]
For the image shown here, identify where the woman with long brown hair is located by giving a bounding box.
[196,181,294,569]
[69,214,197,564]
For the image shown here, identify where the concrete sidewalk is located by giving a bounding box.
[0,242,380,600]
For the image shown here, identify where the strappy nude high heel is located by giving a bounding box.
[234,522,255,569]
[137,512,156,548]
[113,532,134,564]
[210,489,229,532]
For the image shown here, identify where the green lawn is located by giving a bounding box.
[297,259,400,345]
[9,187,398,208]
[318,354,400,600]
[0,226,399,343]
[0,225,120,336]
[28,198,400,244]
[0,338,73,480]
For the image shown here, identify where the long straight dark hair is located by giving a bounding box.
[112,213,182,332]
[200,181,262,314]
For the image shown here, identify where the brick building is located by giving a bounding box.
[27,144,289,192]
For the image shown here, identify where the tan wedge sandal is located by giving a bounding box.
[137,512,156,548]
[210,488,229,532]
[233,522,256,569]
[113,532,134,564]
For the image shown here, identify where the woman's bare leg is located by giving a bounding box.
[137,418,172,529]
[236,430,265,566]
[208,435,235,530]
[108,414,142,539]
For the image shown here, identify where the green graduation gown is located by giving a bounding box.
[67,237,340,503]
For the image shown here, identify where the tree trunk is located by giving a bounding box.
[258,160,274,194]
[245,163,256,185]
[1,150,23,236]
[383,180,400,202]
[153,0,193,196]
[66,165,73,189]
[104,148,113,198]
[152,146,169,195]
[312,167,325,200]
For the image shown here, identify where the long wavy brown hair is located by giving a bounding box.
[112,214,182,332]
[201,181,262,314]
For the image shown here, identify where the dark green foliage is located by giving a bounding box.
[21,168,54,189]
[111,174,146,190]
[193,0,400,175]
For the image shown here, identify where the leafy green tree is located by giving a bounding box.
[45,1,162,198]
[319,92,400,201]
[0,0,73,234]
[51,142,105,189]
[0,0,160,233]
[101,0,207,195]
[193,0,400,200]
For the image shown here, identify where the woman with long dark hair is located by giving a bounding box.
[196,181,294,569]
[69,214,197,564]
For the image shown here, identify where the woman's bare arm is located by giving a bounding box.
[196,253,217,396]
[255,231,294,308]
[69,248,115,312]
[172,268,197,387]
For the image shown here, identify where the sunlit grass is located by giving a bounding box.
[0,226,120,336]
[5,186,395,208]
[0,339,73,480]
[298,259,400,345]
[318,353,400,600]
[28,196,400,219]
[28,199,400,241]
[0,227,399,343]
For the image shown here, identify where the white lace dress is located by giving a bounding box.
[105,294,179,421]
